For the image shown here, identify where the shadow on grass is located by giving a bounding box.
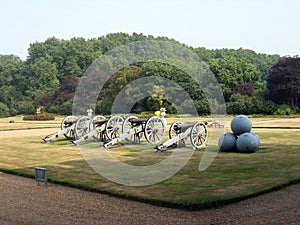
[1,143,299,210]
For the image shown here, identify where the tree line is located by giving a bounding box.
[0,32,299,117]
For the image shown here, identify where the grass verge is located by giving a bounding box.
[0,117,299,209]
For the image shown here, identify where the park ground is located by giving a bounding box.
[0,115,299,224]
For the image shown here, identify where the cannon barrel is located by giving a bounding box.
[128,118,148,125]
[63,120,78,126]
[93,119,109,126]
[174,122,196,132]
[174,121,208,132]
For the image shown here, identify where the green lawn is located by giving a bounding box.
[0,116,299,208]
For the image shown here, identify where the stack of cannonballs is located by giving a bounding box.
[218,115,260,153]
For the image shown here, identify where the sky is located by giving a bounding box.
[0,0,299,59]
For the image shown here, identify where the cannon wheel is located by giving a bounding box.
[105,116,124,140]
[168,121,185,147]
[74,116,91,140]
[122,116,140,143]
[169,121,183,138]
[61,115,78,140]
[190,122,208,149]
[144,116,165,144]
[89,115,107,140]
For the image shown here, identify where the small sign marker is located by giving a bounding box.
[35,167,48,188]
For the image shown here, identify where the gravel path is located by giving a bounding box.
[0,172,299,225]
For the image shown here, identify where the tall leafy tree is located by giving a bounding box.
[0,55,24,113]
[0,55,23,86]
[26,57,60,95]
[209,56,262,100]
[53,75,79,105]
[99,65,142,100]
[208,48,281,80]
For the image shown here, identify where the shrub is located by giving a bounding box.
[58,100,73,115]
[46,104,59,114]
[15,101,35,115]
[0,102,10,118]
[274,104,294,115]
[226,93,278,115]
[195,98,210,115]
[226,94,253,115]
[95,100,113,115]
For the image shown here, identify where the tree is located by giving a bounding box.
[232,83,254,96]
[99,65,142,100]
[0,55,24,113]
[34,94,53,108]
[209,56,262,100]
[0,33,285,116]
[0,55,23,86]
[210,48,280,81]
[267,57,300,112]
[26,57,59,95]
[53,75,79,105]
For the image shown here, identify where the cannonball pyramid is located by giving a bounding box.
[218,115,260,153]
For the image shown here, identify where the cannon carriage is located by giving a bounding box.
[72,115,124,145]
[43,110,208,151]
[155,120,208,151]
[104,116,166,148]
[43,110,124,143]
[43,115,80,142]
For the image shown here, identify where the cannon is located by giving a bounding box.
[43,115,79,142]
[72,115,124,145]
[155,120,208,151]
[43,108,112,143]
[104,116,166,148]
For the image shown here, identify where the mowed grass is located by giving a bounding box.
[0,115,64,131]
[0,116,299,208]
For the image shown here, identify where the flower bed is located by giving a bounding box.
[23,114,55,121]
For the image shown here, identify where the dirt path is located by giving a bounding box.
[0,172,299,225]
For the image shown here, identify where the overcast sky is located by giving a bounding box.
[0,0,299,59]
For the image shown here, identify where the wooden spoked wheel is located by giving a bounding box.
[144,116,165,144]
[190,122,208,149]
[74,116,91,139]
[61,115,78,140]
[105,116,124,140]
[89,115,107,140]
